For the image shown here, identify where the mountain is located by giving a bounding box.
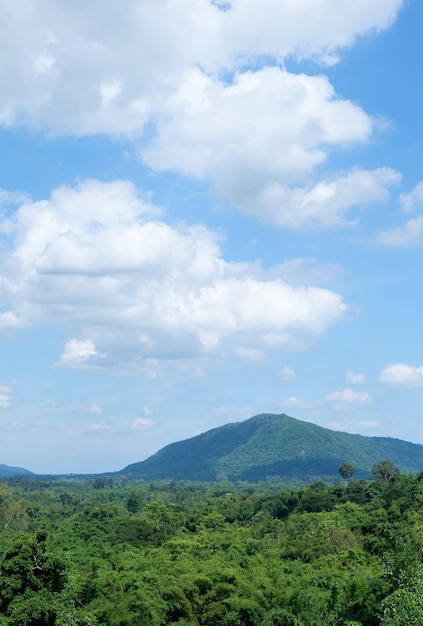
[0,463,33,478]
[120,413,423,482]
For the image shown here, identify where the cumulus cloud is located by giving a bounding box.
[0,1,404,229]
[0,311,23,329]
[326,388,374,411]
[0,0,402,133]
[379,364,423,387]
[143,68,372,178]
[400,180,423,213]
[373,180,423,247]
[144,69,398,229]
[0,180,348,368]
[345,371,366,384]
[55,339,104,369]
[374,215,423,247]
[239,167,400,229]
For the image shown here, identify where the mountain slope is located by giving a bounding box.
[120,413,423,481]
[0,463,33,477]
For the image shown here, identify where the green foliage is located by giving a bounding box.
[0,531,75,626]
[339,462,355,481]
[371,460,400,484]
[1,466,423,625]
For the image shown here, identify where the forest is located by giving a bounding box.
[0,461,422,625]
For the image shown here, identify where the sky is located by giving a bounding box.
[1,0,423,475]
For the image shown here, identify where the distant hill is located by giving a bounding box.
[0,463,33,478]
[120,413,423,482]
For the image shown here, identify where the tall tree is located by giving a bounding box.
[370,460,400,484]
[339,462,355,483]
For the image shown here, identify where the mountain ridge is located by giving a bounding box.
[0,463,33,478]
[120,413,423,481]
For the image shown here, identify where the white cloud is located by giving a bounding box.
[345,371,366,384]
[0,394,12,409]
[278,366,296,381]
[281,396,320,411]
[0,0,402,134]
[0,311,23,329]
[144,68,372,178]
[129,417,155,431]
[326,388,374,411]
[373,179,423,247]
[0,384,13,408]
[374,215,423,247]
[144,68,397,229]
[0,189,29,208]
[242,167,400,230]
[400,180,423,213]
[0,180,348,367]
[0,2,404,230]
[55,339,103,369]
[88,423,112,433]
[379,363,423,388]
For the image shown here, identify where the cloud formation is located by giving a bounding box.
[0,0,403,133]
[374,180,423,246]
[379,364,423,387]
[345,371,366,385]
[0,385,13,408]
[0,180,347,368]
[0,1,404,230]
[326,388,374,411]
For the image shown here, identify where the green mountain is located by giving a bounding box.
[120,413,423,481]
[0,463,33,477]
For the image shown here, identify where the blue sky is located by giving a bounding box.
[1,0,423,474]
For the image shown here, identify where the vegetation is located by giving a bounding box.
[0,461,423,623]
[121,414,423,482]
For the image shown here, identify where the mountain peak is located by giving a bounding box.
[120,413,423,482]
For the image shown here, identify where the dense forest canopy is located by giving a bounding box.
[1,463,423,624]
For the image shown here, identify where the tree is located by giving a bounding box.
[339,462,355,483]
[0,531,68,625]
[380,524,423,625]
[370,460,400,484]
[126,490,143,514]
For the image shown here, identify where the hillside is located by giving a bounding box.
[0,463,33,477]
[120,413,423,481]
